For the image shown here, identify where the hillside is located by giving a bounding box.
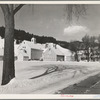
[0,26,70,49]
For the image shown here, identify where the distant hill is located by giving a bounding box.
[0,26,70,49]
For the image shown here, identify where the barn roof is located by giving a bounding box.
[57,45,73,56]
[22,40,44,50]
[43,43,73,56]
[51,47,64,56]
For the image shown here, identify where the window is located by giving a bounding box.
[24,50,27,53]
[23,46,26,48]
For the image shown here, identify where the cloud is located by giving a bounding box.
[64,25,89,36]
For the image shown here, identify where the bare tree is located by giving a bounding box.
[65,4,87,25]
[89,36,96,61]
[90,36,96,47]
[69,41,81,62]
[0,4,24,85]
[82,35,90,62]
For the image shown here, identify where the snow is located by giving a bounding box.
[57,45,72,56]
[0,61,100,94]
[0,48,3,56]
[0,37,4,49]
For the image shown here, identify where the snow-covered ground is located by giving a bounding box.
[0,61,100,94]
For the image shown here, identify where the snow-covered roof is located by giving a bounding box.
[43,46,64,56]
[43,43,72,56]
[57,45,72,56]
[51,47,64,56]
[22,40,44,50]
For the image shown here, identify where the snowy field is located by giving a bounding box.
[0,61,100,94]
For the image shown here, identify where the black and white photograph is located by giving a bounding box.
[0,0,100,99]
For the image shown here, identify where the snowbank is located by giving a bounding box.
[0,61,100,94]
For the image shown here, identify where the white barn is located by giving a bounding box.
[43,46,64,61]
[17,38,44,61]
[43,43,74,61]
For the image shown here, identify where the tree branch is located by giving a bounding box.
[13,4,24,15]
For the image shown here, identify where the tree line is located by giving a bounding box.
[0,26,69,47]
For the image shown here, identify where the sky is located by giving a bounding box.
[0,4,100,42]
